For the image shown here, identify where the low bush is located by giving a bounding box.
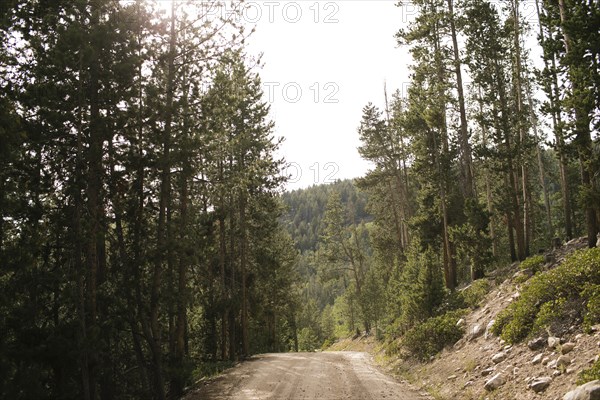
[402,309,468,361]
[519,254,545,273]
[492,248,600,343]
[583,283,600,330]
[460,279,491,309]
[578,358,600,385]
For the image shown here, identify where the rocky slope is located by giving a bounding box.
[340,237,600,400]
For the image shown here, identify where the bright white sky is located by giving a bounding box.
[166,0,544,191]
[242,0,414,190]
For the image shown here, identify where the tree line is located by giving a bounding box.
[0,1,298,399]
[289,0,599,347]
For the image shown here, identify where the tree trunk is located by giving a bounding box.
[557,0,599,247]
[85,3,104,397]
[447,0,475,198]
[149,1,178,398]
[433,19,457,290]
[512,0,531,257]
[239,192,249,358]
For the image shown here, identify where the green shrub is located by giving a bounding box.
[578,358,600,385]
[519,254,545,273]
[460,279,491,309]
[583,283,600,330]
[402,309,467,361]
[492,248,600,343]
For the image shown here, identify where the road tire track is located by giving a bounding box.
[186,352,428,400]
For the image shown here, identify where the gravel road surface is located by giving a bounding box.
[187,352,428,399]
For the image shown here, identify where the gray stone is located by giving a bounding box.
[563,380,600,400]
[529,337,547,351]
[481,367,495,377]
[557,355,572,368]
[470,324,484,340]
[562,343,576,354]
[549,336,561,349]
[492,352,507,364]
[532,353,544,365]
[542,357,551,365]
[530,377,552,393]
[484,373,506,391]
[456,318,465,328]
[485,320,496,339]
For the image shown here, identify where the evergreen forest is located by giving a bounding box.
[0,0,599,399]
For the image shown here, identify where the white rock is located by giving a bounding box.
[492,352,507,364]
[532,353,544,365]
[484,373,506,391]
[561,342,576,354]
[529,376,552,393]
[485,320,496,339]
[548,337,561,349]
[471,324,484,340]
[557,355,572,368]
[563,380,600,400]
[542,356,551,365]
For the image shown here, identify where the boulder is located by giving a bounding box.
[557,355,572,368]
[561,342,576,354]
[548,336,561,349]
[470,324,484,340]
[563,380,600,400]
[492,352,507,364]
[484,373,506,391]
[485,320,496,339]
[532,353,544,365]
[528,337,546,351]
[542,356,551,365]
[529,377,552,393]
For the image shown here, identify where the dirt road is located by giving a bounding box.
[186,352,429,399]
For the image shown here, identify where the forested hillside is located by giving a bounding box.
[281,179,369,253]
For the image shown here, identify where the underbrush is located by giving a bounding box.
[578,358,600,384]
[519,254,545,273]
[192,360,236,381]
[492,248,600,343]
[459,279,491,309]
[401,309,468,361]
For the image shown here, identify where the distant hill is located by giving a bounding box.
[281,179,370,253]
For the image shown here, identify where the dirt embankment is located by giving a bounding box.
[373,237,600,400]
